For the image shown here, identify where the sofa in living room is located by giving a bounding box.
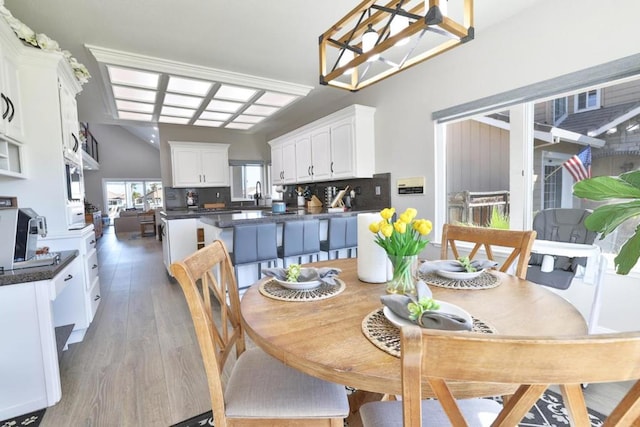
[114,209,146,234]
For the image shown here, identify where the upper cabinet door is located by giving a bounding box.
[329,118,355,179]
[201,147,229,186]
[2,53,23,142]
[172,147,203,187]
[310,126,331,181]
[295,134,312,183]
[271,144,284,185]
[282,140,297,184]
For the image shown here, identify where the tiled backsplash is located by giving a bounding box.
[164,173,391,211]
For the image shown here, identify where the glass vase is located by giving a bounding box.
[386,254,418,295]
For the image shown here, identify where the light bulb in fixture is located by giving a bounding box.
[338,48,354,75]
[389,14,409,46]
[361,24,379,62]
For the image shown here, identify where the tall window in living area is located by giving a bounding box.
[104,180,163,219]
[553,97,567,124]
[574,89,600,112]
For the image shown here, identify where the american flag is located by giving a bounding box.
[563,146,592,182]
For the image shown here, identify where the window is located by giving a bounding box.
[574,89,600,112]
[104,179,162,219]
[229,162,264,201]
[553,97,567,124]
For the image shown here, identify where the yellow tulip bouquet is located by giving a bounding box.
[369,207,433,294]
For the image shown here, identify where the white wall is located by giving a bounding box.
[83,124,161,212]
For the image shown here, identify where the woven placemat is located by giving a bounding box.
[259,278,346,301]
[362,307,496,357]
[417,270,500,290]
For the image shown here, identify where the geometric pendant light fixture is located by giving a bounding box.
[319,0,474,91]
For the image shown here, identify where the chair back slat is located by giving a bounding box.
[440,224,536,279]
[171,240,245,426]
[400,326,640,426]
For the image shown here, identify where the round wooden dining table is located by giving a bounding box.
[240,258,588,400]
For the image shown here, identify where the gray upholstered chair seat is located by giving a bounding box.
[359,397,502,427]
[225,347,349,418]
[526,265,576,290]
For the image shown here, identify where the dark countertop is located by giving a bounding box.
[0,250,79,286]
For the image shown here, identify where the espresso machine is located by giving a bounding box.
[0,196,52,272]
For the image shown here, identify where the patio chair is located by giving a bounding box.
[440,224,537,279]
[170,240,349,427]
[526,208,598,290]
[360,326,640,426]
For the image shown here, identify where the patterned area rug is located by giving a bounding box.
[171,389,606,427]
[0,408,46,427]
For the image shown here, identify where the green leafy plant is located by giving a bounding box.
[573,170,640,275]
[457,256,476,272]
[407,297,441,321]
[286,264,301,282]
[488,208,510,229]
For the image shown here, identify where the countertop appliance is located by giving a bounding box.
[186,190,199,208]
[10,207,55,270]
[0,196,18,272]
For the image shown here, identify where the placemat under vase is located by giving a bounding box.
[362,307,496,357]
[259,278,346,301]
[417,270,500,289]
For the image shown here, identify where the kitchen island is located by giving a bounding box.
[160,207,377,285]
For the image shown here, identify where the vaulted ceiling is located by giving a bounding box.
[4,0,541,145]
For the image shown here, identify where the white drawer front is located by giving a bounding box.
[52,260,79,299]
[88,278,101,322]
[83,232,97,254]
[86,251,99,289]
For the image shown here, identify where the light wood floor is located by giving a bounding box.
[41,226,631,426]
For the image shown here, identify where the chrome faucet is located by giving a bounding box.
[255,181,262,205]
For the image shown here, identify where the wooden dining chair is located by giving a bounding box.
[360,326,640,426]
[440,223,537,279]
[170,240,349,427]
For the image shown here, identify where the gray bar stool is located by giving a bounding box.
[320,216,358,260]
[277,219,320,267]
[230,223,278,279]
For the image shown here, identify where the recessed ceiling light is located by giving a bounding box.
[159,116,190,124]
[194,119,224,127]
[113,86,157,103]
[226,122,253,130]
[163,93,204,109]
[256,92,298,107]
[234,115,264,124]
[215,84,257,102]
[118,111,153,121]
[107,65,160,89]
[206,99,243,113]
[116,100,154,113]
[243,105,279,116]
[167,76,212,96]
[199,111,231,121]
[160,106,196,118]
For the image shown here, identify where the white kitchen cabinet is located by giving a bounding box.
[270,139,296,185]
[41,226,101,343]
[162,217,198,275]
[1,52,24,142]
[268,104,375,184]
[294,127,332,183]
[0,138,24,177]
[0,254,83,420]
[169,141,230,187]
[59,80,81,166]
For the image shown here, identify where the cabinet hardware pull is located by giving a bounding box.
[90,239,96,245]
[92,264,98,269]
[64,274,73,281]
[72,133,79,152]
[94,295,101,301]
[202,174,205,182]
[1,94,8,120]
[311,165,314,175]
[308,166,311,175]
[331,161,334,173]
[7,96,14,122]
